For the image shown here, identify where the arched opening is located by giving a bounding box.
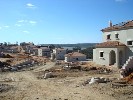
[119,51,123,67]
[109,50,116,65]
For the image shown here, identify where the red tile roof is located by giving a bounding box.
[101,20,133,32]
[96,41,126,48]
[65,52,86,57]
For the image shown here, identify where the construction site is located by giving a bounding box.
[0,52,133,100]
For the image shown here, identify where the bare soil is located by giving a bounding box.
[0,62,133,100]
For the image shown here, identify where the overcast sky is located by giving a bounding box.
[0,0,133,44]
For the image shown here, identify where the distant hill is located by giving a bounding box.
[41,43,97,48]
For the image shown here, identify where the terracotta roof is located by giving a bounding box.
[96,41,126,48]
[65,52,86,57]
[101,20,133,32]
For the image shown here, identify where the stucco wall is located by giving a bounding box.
[93,47,126,67]
[33,49,38,56]
[102,28,133,63]
[38,49,42,56]
[93,49,96,62]
[102,29,133,45]
[53,49,66,60]
[65,56,86,62]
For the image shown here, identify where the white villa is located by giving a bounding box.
[93,20,133,68]
[65,52,86,62]
[33,47,51,57]
[51,48,66,60]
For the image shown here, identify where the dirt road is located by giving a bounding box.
[33,62,55,72]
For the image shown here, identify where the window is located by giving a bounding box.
[99,51,104,58]
[127,41,132,45]
[107,34,111,40]
[115,33,119,39]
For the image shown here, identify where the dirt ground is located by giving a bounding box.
[0,62,133,100]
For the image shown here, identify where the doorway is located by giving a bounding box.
[109,50,116,65]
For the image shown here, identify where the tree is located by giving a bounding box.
[49,44,55,49]
[80,47,94,59]
[3,42,7,46]
[73,46,81,52]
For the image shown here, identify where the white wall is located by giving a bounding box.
[65,55,86,62]
[103,29,133,45]
[102,28,133,62]
[38,49,42,56]
[93,47,126,67]
[53,49,66,60]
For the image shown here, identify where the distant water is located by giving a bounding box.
[63,47,86,50]
[63,47,73,50]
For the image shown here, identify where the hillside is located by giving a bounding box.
[41,43,97,48]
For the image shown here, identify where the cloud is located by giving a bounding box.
[18,20,37,24]
[15,24,22,27]
[18,20,27,23]
[23,30,29,33]
[16,20,37,26]
[27,3,34,7]
[0,26,9,30]
[26,3,36,9]
[29,21,37,24]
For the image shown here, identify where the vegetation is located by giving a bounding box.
[80,47,94,59]
[73,46,81,51]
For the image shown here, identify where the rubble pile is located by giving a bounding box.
[82,77,110,86]
[81,66,112,75]
[0,53,48,72]
[0,53,13,58]
[0,84,13,93]
[43,72,55,79]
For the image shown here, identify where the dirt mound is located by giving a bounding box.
[37,64,113,79]
[123,73,133,84]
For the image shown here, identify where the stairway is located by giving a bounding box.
[122,56,133,70]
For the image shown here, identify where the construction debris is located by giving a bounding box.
[4,77,15,82]
[43,72,53,79]
[122,72,133,84]
[0,84,13,93]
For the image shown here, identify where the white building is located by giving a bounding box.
[93,20,133,68]
[65,52,86,62]
[51,48,66,60]
[33,47,51,57]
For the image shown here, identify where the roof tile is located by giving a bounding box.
[102,20,133,32]
[65,52,86,57]
[96,41,126,48]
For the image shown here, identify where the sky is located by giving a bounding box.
[0,0,133,44]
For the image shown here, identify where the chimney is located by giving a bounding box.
[109,20,112,27]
